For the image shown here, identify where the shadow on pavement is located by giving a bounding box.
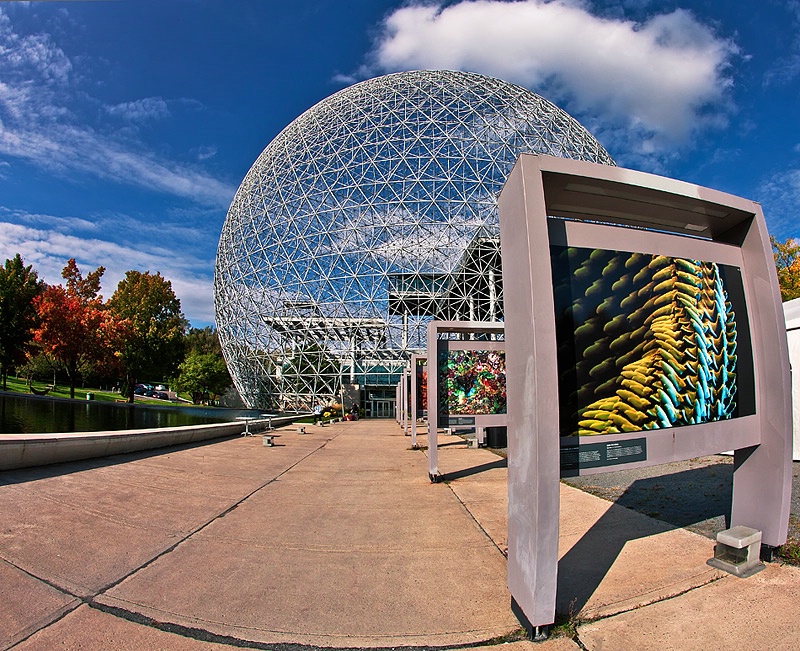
[557,464,733,616]
[557,499,674,615]
[440,457,507,482]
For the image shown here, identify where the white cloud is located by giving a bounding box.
[104,97,170,122]
[0,216,217,326]
[0,10,72,84]
[0,9,235,208]
[764,2,800,86]
[364,0,738,149]
[757,168,800,240]
[194,145,218,161]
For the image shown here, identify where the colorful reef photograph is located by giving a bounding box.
[439,350,507,416]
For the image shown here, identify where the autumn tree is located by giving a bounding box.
[772,236,800,301]
[0,254,44,389]
[32,260,118,399]
[108,270,187,401]
[62,258,105,303]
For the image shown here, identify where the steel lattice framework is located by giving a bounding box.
[215,70,614,410]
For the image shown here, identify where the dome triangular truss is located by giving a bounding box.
[215,70,614,410]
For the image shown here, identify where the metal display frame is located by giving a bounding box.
[426,321,506,480]
[401,365,410,436]
[498,153,791,630]
[410,354,427,449]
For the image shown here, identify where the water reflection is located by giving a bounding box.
[0,394,262,434]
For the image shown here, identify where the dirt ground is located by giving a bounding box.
[561,454,800,544]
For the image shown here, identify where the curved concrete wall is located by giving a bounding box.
[0,416,298,471]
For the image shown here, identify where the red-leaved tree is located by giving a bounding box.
[31,260,120,399]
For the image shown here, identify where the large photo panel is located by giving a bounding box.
[439,347,507,418]
[548,218,759,476]
[426,321,506,479]
[551,244,754,436]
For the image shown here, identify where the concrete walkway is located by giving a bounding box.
[2,419,800,650]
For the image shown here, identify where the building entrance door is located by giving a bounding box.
[372,399,395,418]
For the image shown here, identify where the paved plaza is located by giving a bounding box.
[2,419,800,650]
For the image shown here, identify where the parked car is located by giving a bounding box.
[153,391,169,400]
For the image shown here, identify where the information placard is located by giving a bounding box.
[560,438,647,473]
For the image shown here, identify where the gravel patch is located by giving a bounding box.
[562,455,800,543]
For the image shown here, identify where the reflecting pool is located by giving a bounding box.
[0,394,262,434]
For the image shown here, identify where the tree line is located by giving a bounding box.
[0,254,231,404]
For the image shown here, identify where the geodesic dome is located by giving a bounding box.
[215,70,614,410]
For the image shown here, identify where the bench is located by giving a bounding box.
[262,434,277,447]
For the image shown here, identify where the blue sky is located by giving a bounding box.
[1,0,799,327]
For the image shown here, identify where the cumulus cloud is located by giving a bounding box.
[363,0,738,150]
[0,10,72,84]
[0,8,235,208]
[0,213,217,325]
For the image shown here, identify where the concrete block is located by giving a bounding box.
[707,526,765,578]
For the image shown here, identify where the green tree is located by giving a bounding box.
[0,254,43,390]
[18,350,59,388]
[772,236,800,301]
[174,352,231,404]
[108,270,187,401]
[185,326,223,356]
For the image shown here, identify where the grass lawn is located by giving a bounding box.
[2,375,168,405]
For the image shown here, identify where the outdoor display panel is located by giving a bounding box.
[417,361,428,417]
[498,154,791,631]
[426,321,505,480]
[410,354,427,448]
[404,366,412,435]
[399,367,411,435]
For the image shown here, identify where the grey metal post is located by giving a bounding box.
[427,322,440,480]
[499,157,561,628]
